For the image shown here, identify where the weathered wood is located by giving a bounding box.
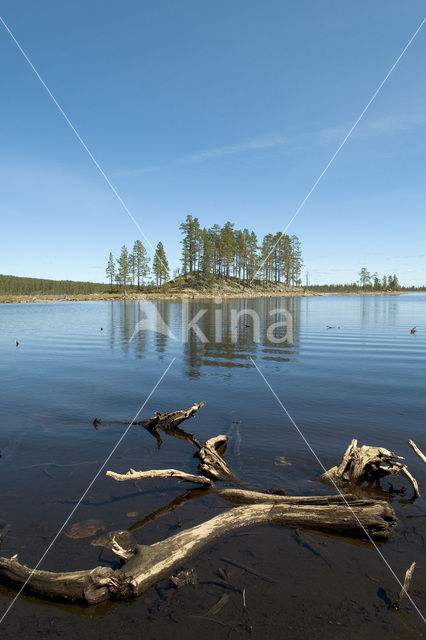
[408,440,426,464]
[218,488,358,505]
[0,500,396,604]
[393,561,416,610]
[0,403,400,606]
[320,440,420,498]
[106,468,212,487]
[197,435,235,482]
[0,558,115,604]
[127,402,205,449]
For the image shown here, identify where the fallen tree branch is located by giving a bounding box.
[0,404,400,606]
[0,500,396,604]
[106,468,212,487]
[218,488,358,505]
[408,440,426,464]
[126,402,205,448]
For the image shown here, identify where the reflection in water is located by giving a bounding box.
[360,294,399,327]
[106,297,301,378]
[184,297,300,378]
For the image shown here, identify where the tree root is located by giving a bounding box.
[319,439,420,498]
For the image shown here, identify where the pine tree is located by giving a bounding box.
[116,245,131,292]
[129,252,136,286]
[180,215,202,273]
[153,241,170,285]
[211,224,222,275]
[220,222,235,277]
[201,228,214,275]
[359,267,371,288]
[247,232,259,281]
[290,235,303,286]
[106,252,115,292]
[261,234,274,282]
[234,230,245,279]
[132,240,150,289]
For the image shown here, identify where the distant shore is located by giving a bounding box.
[0,290,406,304]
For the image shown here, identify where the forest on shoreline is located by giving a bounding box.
[1,215,424,295]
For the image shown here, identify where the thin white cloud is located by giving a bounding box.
[317,113,426,144]
[113,134,288,177]
[113,111,426,177]
[177,134,288,164]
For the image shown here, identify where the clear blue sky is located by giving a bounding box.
[1,1,425,285]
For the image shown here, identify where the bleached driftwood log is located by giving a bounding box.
[408,440,426,464]
[106,468,213,487]
[320,439,420,498]
[0,499,396,605]
[0,404,398,605]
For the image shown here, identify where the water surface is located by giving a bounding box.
[0,294,425,639]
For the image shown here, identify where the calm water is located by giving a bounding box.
[0,294,425,639]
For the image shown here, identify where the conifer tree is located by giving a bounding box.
[180,215,202,273]
[220,222,235,276]
[359,267,371,288]
[106,252,115,292]
[116,245,131,292]
[153,241,170,285]
[201,228,214,275]
[132,240,150,289]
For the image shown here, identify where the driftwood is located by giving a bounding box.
[320,439,420,498]
[0,499,396,605]
[408,440,426,464]
[106,468,213,487]
[0,404,398,605]
[393,561,416,610]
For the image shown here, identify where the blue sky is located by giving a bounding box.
[0,1,425,285]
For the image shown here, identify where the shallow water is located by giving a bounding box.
[0,294,425,639]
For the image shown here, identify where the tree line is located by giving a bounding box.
[0,274,108,295]
[179,214,303,284]
[105,215,303,290]
[358,268,400,290]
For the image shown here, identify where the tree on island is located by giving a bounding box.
[359,267,371,288]
[389,274,400,290]
[180,214,202,273]
[153,242,170,285]
[372,273,381,290]
[132,240,150,289]
[116,245,131,293]
[105,252,115,292]
[179,218,302,284]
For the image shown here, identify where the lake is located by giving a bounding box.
[0,294,425,639]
